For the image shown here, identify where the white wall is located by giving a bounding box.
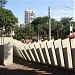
[0,37,13,65]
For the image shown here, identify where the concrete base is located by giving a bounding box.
[0,37,13,65]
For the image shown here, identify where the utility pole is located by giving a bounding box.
[48,6,51,40]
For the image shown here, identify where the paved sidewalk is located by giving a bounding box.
[0,57,75,75]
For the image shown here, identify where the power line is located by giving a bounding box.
[62,6,74,9]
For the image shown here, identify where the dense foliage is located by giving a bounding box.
[14,16,75,41]
[13,24,36,40]
[0,7,18,35]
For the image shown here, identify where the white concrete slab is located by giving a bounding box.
[62,38,73,69]
[34,42,46,64]
[46,39,58,66]
[13,39,30,61]
[29,42,40,62]
[22,49,31,61]
[24,43,35,62]
[54,39,65,68]
[71,38,75,71]
[15,47,23,58]
[17,44,26,59]
[19,50,27,60]
[40,40,51,64]
[0,37,13,65]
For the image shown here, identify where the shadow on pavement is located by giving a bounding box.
[0,68,39,75]
[13,57,75,75]
[0,57,75,75]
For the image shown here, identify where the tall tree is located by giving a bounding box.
[60,17,73,39]
[14,24,36,40]
[31,17,60,40]
[31,16,49,40]
[51,18,60,39]
[0,7,18,36]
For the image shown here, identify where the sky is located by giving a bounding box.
[4,0,74,24]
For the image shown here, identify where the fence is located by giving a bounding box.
[13,38,75,71]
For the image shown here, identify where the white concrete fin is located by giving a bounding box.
[54,39,65,67]
[20,50,27,60]
[16,46,24,58]
[62,38,73,69]
[71,38,75,48]
[13,40,27,60]
[46,39,58,66]
[34,42,46,64]
[71,38,75,70]
[24,44,36,61]
[40,41,51,64]
[13,39,31,61]
[29,43,40,62]
[23,46,31,61]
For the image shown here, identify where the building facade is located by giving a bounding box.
[25,9,35,25]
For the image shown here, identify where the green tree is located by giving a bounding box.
[31,16,74,40]
[72,21,75,32]
[60,17,73,39]
[14,24,36,40]
[31,16,49,40]
[0,7,18,36]
[51,18,60,39]
[14,16,75,41]
[32,16,60,40]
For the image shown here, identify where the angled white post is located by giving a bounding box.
[62,38,73,69]
[47,39,58,66]
[54,39,65,68]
